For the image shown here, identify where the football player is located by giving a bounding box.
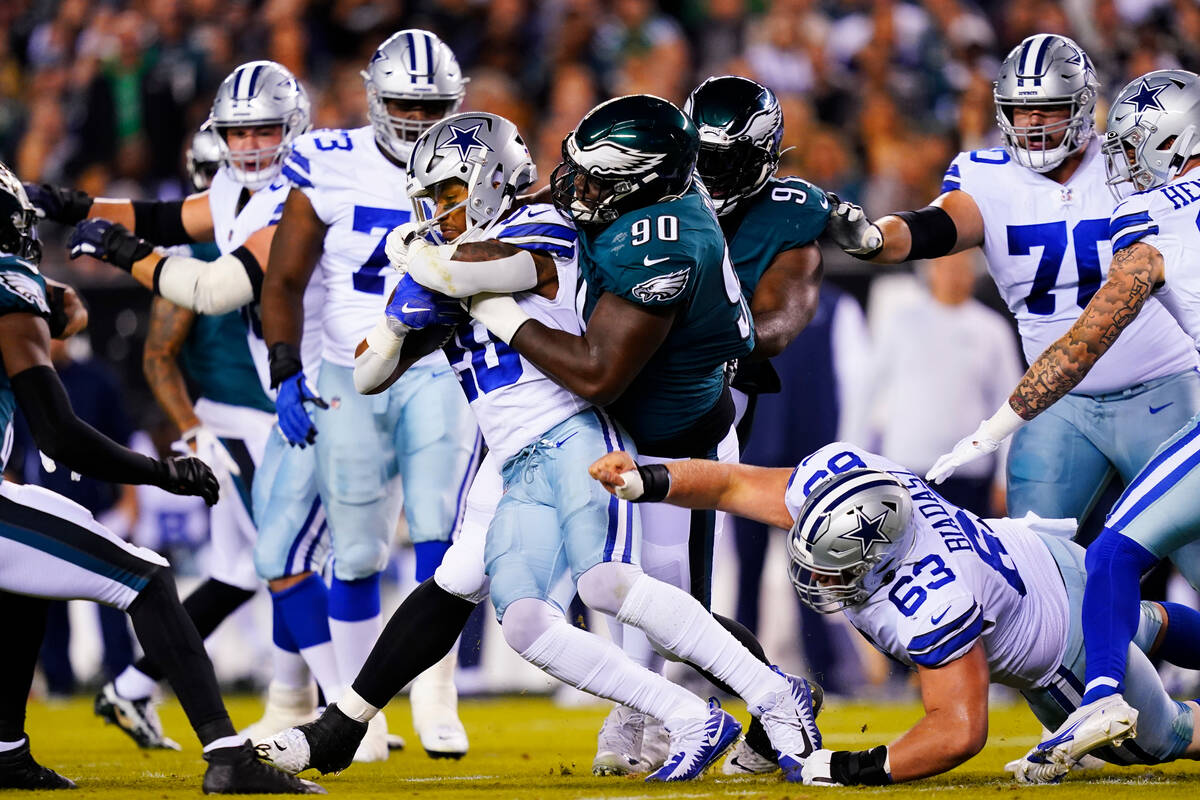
[928,70,1200,775]
[33,63,339,746]
[259,111,821,782]
[0,164,317,794]
[823,35,1200,532]
[588,443,1200,785]
[259,29,481,760]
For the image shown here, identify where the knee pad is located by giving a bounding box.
[331,537,390,581]
[576,562,644,616]
[433,531,489,604]
[500,597,564,654]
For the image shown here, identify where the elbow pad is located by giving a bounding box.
[895,207,957,261]
[132,199,192,244]
[152,246,261,314]
[408,241,538,299]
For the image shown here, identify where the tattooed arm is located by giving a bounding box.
[143,296,201,435]
[1009,241,1163,420]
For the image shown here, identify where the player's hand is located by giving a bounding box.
[384,222,422,273]
[588,451,642,499]
[23,183,93,225]
[799,749,842,786]
[160,456,220,506]
[926,421,1001,484]
[275,372,329,448]
[176,426,241,480]
[824,192,883,258]
[68,219,155,271]
[385,274,464,330]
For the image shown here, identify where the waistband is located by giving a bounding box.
[1071,367,1197,402]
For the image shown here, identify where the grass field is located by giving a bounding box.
[14,694,1200,798]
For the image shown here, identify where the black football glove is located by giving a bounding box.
[69,219,155,272]
[159,456,220,506]
[23,183,94,225]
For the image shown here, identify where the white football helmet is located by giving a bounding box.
[1103,70,1200,197]
[787,468,914,614]
[363,29,467,164]
[186,127,223,192]
[994,33,1099,173]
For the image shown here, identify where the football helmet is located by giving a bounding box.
[208,60,311,190]
[186,126,223,192]
[1103,70,1200,197]
[363,30,467,164]
[0,162,41,263]
[407,112,536,242]
[684,76,783,216]
[551,94,699,226]
[787,468,914,614]
[994,33,1099,173]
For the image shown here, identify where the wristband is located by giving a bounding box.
[636,464,671,503]
[268,342,303,389]
[895,206,957,261]
[829,746,892,786]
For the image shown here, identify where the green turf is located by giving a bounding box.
[14,694,1200,798]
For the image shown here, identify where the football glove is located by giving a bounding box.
[823,192,884,259]
[384,222,422,273]
[926,403,1026,484]
[23,183,93,225]
[175,426,241,481]
[69,219,155,272]
[159,456,220,506]
[274,372,328,448]
[385,274,465,331]
[799,749,842,787]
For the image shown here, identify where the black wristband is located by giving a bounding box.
[830,746,892,786]
[43,284,69,339]
[268,342,303,389]
[636,464,671,503]
[132,199,193,245]
[896,206,957,261]
[101,223,155,271]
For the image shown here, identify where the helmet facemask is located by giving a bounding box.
[695,137,777,216]
[995,97,1093,173]
[366,88,461,164]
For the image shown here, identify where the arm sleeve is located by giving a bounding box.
[152,246,261,314]
[10,365,167,488]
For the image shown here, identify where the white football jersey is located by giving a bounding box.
[282,126,417,367]
[786,443,1070,689]
[943,139,1198,394]
[208,168,325,396]
[443,204,591,463]
[1109,172,1200,349]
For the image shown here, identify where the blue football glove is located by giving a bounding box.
[275,372,329,447]
[68,219,155,271]
[385,273,465,330]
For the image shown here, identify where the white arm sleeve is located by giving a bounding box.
[407,240,538,299]
[352,317,407,394]
[155,252,257,315]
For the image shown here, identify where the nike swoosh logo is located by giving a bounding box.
[930,609,949,625]
[400,303,429,314]
[643,255,670,266]
[525,208,551,218]
[1149,402,1174,414]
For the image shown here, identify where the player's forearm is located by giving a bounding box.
[870,215,917,263]
[659,461,795,529]
[88,198,136,228]
[143,355,200,434]
[261,270,307,347]
[133,251,259,314]
[885,708,987,782]
[748,308,807,360]
[509,322,628,405]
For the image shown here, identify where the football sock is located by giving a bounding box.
[202,735,244,753]
[273,576,341,702]
[1081,528,1159,705]
[133,578,255,682]
[351,578,476,709]
[414,541,451,583]
[329,574,382,692]
[505,598,707,726]
[270,607,311,690]
[1157,602,1200,669]
[336,689,379,724]
[0,592,47,742]
[113,666,158,702]
[127,571,235,746]
[0,740,25,753]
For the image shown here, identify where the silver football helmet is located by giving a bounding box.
[363,29,467,164]
[407,112,536,243]
[994,33,1099,173]
[208,60,311,190]
[1103,70,1200,197]
[787,468,914,614]
[186,126,223,192]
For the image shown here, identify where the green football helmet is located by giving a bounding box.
[685,75,783,216]
[551,94,699,226]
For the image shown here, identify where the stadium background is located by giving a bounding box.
[1,0,1199,698]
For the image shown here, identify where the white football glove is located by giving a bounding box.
[384,222,422,274]
[614,469,644,501]
[824,192,884,258]
[175,426,241,482]
[926,403,1026,484]
[799,749,843,787]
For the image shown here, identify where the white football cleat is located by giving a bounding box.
[753,669,821,781]
[646,700,741,782]
[239,681,319,744]
[722,738,778,775]
[409,651,468,759]
[93,682,180,751]
[1026,695,1138,779]
[352,711,390,763]
[593,705,653,776]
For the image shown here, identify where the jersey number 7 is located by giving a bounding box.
[352,205,411,295]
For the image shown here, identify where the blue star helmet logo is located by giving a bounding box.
[1124,79,1169,114]
[438,122,492,162]
[837,508,893,558]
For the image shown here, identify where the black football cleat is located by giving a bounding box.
[254,705,367,776]
[202,742,324,794]
[0,740,76,790]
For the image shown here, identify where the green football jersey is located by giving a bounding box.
[578,186,754,448]
[723,176,830,300]
[0,256,50,477]
[178,310,274,414]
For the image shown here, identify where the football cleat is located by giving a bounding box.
[0,740,76,790]
[1030,694,1138,775]
[94,682,181,751]
[254,704,367,776]
[409,651,468,759]
[754,668,822,782]
[239,682,319,744]
[593,705,653,776]
[203,741,324,794]
[646,699,741,782]
[721,737,778,775]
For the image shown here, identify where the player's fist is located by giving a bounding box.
[69,219,155,271]
[823,192,883,258]
[588,451,640,497]
[385,222,422,272]
[160,456,220,506]
[799,749,842,787]
[23,183,93,225]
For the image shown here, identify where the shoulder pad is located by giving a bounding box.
[495,205,577,261]
[942,149,1013,194]
[0,260,49,319]
[1110,190,1161,253]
